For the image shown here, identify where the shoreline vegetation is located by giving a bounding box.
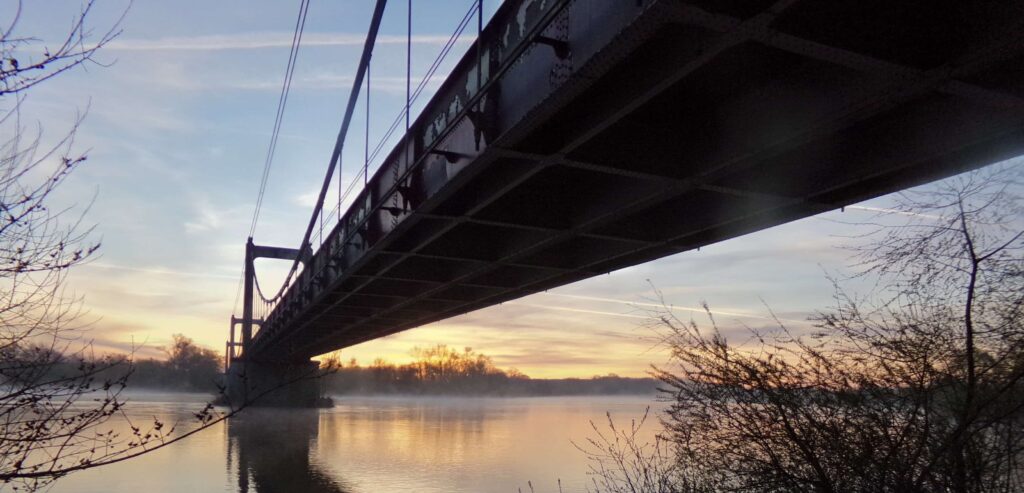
[319,345,658,397]
[12,339,657,397]
[582,166,1024,492]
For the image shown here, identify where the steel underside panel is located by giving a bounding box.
[249,0,1024,362]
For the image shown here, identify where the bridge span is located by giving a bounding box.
[227,0,1024,401]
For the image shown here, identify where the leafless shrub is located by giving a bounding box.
[575,407,716,493]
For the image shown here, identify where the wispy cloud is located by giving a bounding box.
[184,203,224,234]
[82,262,238,280]
[105,33,471,52]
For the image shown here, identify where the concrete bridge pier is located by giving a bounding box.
[225,358,327,408]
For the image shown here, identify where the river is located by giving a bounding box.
[48,392,665,493]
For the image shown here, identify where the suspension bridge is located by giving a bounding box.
[224,0,1024,405]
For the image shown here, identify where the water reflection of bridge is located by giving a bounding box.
[228,410,350,493]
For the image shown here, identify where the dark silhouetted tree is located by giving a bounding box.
[163,334,221,390]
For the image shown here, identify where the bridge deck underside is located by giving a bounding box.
[251,0,1024,362]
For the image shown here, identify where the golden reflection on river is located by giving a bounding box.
[49,393,661,493]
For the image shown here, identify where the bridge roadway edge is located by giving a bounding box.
[247,0,1024,364]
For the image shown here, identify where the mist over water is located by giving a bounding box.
[49,393,663,493]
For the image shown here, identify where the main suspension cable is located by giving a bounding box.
[235,0,309,315]
[254,0,389,304]
[249,0,310,239]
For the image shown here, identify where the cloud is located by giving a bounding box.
[294,188,321,208]
[81,262,238,280]
[105,33,471,52]
[182,199,249,238]
[184,204,223,234]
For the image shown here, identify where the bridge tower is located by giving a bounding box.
[225,238,326,407]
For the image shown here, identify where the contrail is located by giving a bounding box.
[842,205,941,219]
[104,33,470,52]
[536,292,808,324]
[505,301,649,320]
[83,263,238,280]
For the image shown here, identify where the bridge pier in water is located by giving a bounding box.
[224,238,328,408]
[225,358,326,408]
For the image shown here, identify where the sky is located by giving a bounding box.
[7,0,1021,378]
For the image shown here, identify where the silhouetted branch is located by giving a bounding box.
[0,0,127,96]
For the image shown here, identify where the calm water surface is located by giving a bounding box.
[49,393,664,493]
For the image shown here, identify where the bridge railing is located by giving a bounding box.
[249,0,575,357]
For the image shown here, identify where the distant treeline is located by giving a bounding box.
[127,334,222,392]
[321,345,658,396]
[1,334,224,394]
[5,339,653,396]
